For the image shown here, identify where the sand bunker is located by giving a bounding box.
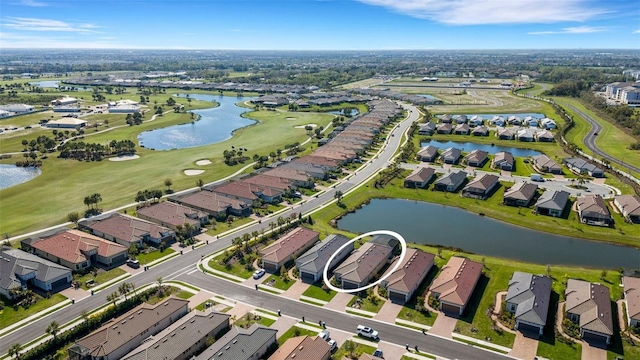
[285,117,297,120]
[109,155,140,162]
[195,159,212,166]
[184,169,205,176]
[294,123,318,129]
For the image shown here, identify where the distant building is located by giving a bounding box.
[0,104,34,114]
[51,96,78,106]
[45,118,87,129]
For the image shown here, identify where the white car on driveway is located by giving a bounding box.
[253,268,265,279]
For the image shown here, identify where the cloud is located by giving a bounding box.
[528,26,608,35]
[357,0,609,25]
[634,29,640,34]
[0,32,126,48]
[3,17,100,33]
[13,0,49,7]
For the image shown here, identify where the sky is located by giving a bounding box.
[1,0,639,50]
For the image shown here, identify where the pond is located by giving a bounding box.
[32,80,60,88]
[337,198,640,269]
[0,164,42,190]
[137,95,256,150]
[417,94,438,100]
[327,109,360,116]
[420,140,542,157]
[438,112,546,119]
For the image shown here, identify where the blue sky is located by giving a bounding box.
[1,0,639,49]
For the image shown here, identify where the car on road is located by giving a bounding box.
[317,330,330,341]
[593,132,598,136]
[373,348,384,358]
[356,325,379,340]
[327,339,337,352]
[253,268,266,279]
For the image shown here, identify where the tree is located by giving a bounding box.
[119,282,132,300]
[128,243,139,259]
[8,343,21,360]
[164,178,172,193]
[196,178,204,189]
[106,292,119,306]
[166,97,176,106]
[67,212,80,228]
[46,321,60,339]
[334,190,343,205]
[156,276,164,289]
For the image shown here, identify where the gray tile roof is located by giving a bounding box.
[563,158,603,174]
[504,182,538,202]
[506,272,552,327]
[194,324,277,360]
[295,234,352,275]
[565,279,614,336]
[435,170,468,187]
[334,242,392,284]
[440,147,462,162]
[535,190,570,211]
[1,248,71,293]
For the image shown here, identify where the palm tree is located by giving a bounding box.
[334,190,344,205]
[106,292,119,306]
[196,178,204,189]
[8,343,21,359]
[46,321,60,340]
[119,282,132,300]
[156,276,164,290]
[67,212,80,228]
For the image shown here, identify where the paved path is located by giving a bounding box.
[508,332,539,360]
[324,291,353,311]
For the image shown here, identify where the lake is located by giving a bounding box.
[337,198,640,269]
[420,140,542,157]
[438,113,546,119]
[137,95,256,150]
[327,109,360,116]
[418,94,438,100]
[32,81,60,88]
[0,164,42,190]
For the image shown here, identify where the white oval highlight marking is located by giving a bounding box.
[322,230,407,294]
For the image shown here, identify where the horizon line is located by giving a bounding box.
[2,47,640,51]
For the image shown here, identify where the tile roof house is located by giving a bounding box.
[454,123,470,135]
[416,145,439,162]
[0,247,72,299]
[333,240,394,290]
[516,128,535,142]
[564,279,614,344]
[613,195,640,224]
[576,194,613,227]
[436,123,453,134]
[472,125,489,137]
[622,276,640,328]
[440,147,462,164]
[79,213,175,247]
[267,335,331,360]
[505,272,552,335]
[259,227,320,272]
[434,170,468,192]
[532,155,562,174]
[535,190,570,218]
[503,182,539,207]
[295,234,353,283]
[429,256,482,316]
[136,202,207,233]
[239,174,294,192]
[381,248,435,304]
[562,158,604,178]
[23,230,128,271]
[121,310,230,360]
[194,324,277,360]
[463,149,488,167]
[404,167,435,188]
[535,130,555,142]
[263,168,315,188]
[171,190,252,219]
[492,151,515,171]
[211,181,283,204]
[281,161,329,180]
[68,297,190,360]
[497,127,516,140]
[439,114,453,124]
[462,173,500,200]
[418,122,436,135]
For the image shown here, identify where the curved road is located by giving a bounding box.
[568,104,640,175]
[0,105,509,360]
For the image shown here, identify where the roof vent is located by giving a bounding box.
[225,346,231,350]
[233,339,238,344]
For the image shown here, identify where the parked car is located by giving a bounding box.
[356,325,379,340]
[253,268,266,279]
[373,348,384,358]
[126,259,140,269]
[328,339,337,352]
[317,330,330,341]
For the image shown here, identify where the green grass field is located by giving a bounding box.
[301,282,338,302]
[0,293,66,330]
[262,274,296,291]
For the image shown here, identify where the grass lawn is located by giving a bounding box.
[77,267,126,290]
[195,299,217,311]
[206,217,255,237]
[173,289,195,300]
[347,293,384,313]
[0,293,66,330]
[301,282,338,302]
[397,307,438,327]
[536,337,581,360]
[277,326,318,345]
[208,254,254,279]
[233,312,276,328]
[262,274,296,291]
[396,266,440,327]
[136,248,175,265]
[333,340,377,360]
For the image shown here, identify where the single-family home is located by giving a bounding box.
[454,123,470,135]
[264,168,315,188]
[463,149,488,167]
[532,155,562,174]
[137,202,207,233]
[497,128,516,140]
[68,297,190,360]
[535,130,555,142]
[172,190,252,219]
[489,116,506,127]
[462,173,500,199]
[622,276,640,328]
[613,195,640,223]
[439,114,453,124]
[22,230,128,271]
[429,256,482,316]
[503,182,538,207]
[259,227,320,272]
[268,335,331,360]
[440,147,462,164]
[333,237,395,290]
[563,158,605,178]
[295,234,353,283]
[121,310,231,360]
[492,151,515,171]
[211,181,283,204]
[404,167,435,188]
[436,123,453,134]
[434,171,468,192]
[380,248,434,304]
[516,128,535,142]
[0,247,72,299]
[535,190,570,218]
[468,115,483,127]
[540,118,557,130]
[453,114,468,124]
[416,145,439,162]
[564,279,614,344]
[576,194,613,227]
[523,116,540,127]
[194,324,277,360]
[418,122,436,135]
[472,125,489,137]
[508,116,522,126]
[505,272,552,335]
[79,213,175,247]
[281,161,330,179]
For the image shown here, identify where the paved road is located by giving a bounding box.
[568,104,640,175]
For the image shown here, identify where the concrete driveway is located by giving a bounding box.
[428,313,457,338]
[508,332,538,360]
[581,342,607,360]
